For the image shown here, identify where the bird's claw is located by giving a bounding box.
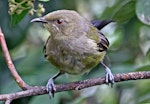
[46,78,56,98]
[105,67,114,87]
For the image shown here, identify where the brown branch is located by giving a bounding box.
[0,28,30,90]
[0,71,150,103]
[56,71,150,91]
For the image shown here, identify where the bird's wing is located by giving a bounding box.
[88,24,109,52]
[97,32,109,52]
[90,20,110,52]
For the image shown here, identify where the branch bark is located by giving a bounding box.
[0,28,30,90]
[0,71,150,103]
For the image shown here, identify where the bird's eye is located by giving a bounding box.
[56,19,64,25]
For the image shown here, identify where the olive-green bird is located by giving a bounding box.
[31,10,114,96]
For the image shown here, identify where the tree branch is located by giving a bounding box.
[0,71,150,103]
[0,28,30,90]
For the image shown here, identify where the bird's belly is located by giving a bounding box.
[47,51,105,74]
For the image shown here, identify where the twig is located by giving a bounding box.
[0,27,30,90]
[5,100,12,104]
[0,71,150,103]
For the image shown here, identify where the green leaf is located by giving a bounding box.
[113,0,136,23]
[136,0,150,25]
[138,94,150,104]
[10,9,29,27]
[139,26,150,55]
[29,95,59,104]
[29,92,71,104]
[136,65,150,71]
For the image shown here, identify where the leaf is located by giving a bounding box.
[29,92,71,104]
[136,65,150,71]
[29,95,59,104]
[113,0,136,23]
[10,9,29,27]
[136,0,150,25]
[139,26,150,55]
[138,94,150,104]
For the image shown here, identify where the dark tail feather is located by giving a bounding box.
[91,20,113,30]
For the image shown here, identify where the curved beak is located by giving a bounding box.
[31,17,48,23]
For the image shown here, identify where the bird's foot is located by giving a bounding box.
[105,67,114,87]
[46,78,56,98]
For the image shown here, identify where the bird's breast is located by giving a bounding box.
[45,36,105,74]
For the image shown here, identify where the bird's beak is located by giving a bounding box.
[31,17,48,23]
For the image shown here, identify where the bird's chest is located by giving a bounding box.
[44,38,103,74]
[46,44,85,73]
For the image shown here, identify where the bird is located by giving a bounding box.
[31,10,114,97]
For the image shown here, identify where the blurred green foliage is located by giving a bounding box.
[0,0,150,104]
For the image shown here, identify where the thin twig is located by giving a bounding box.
[0,71,150,104]
[0,27,30,90]
[5,100,12,104]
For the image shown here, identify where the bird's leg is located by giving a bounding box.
[100,61,114,87]
[46,71,62,97]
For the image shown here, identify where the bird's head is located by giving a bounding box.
[31,10,89,37]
